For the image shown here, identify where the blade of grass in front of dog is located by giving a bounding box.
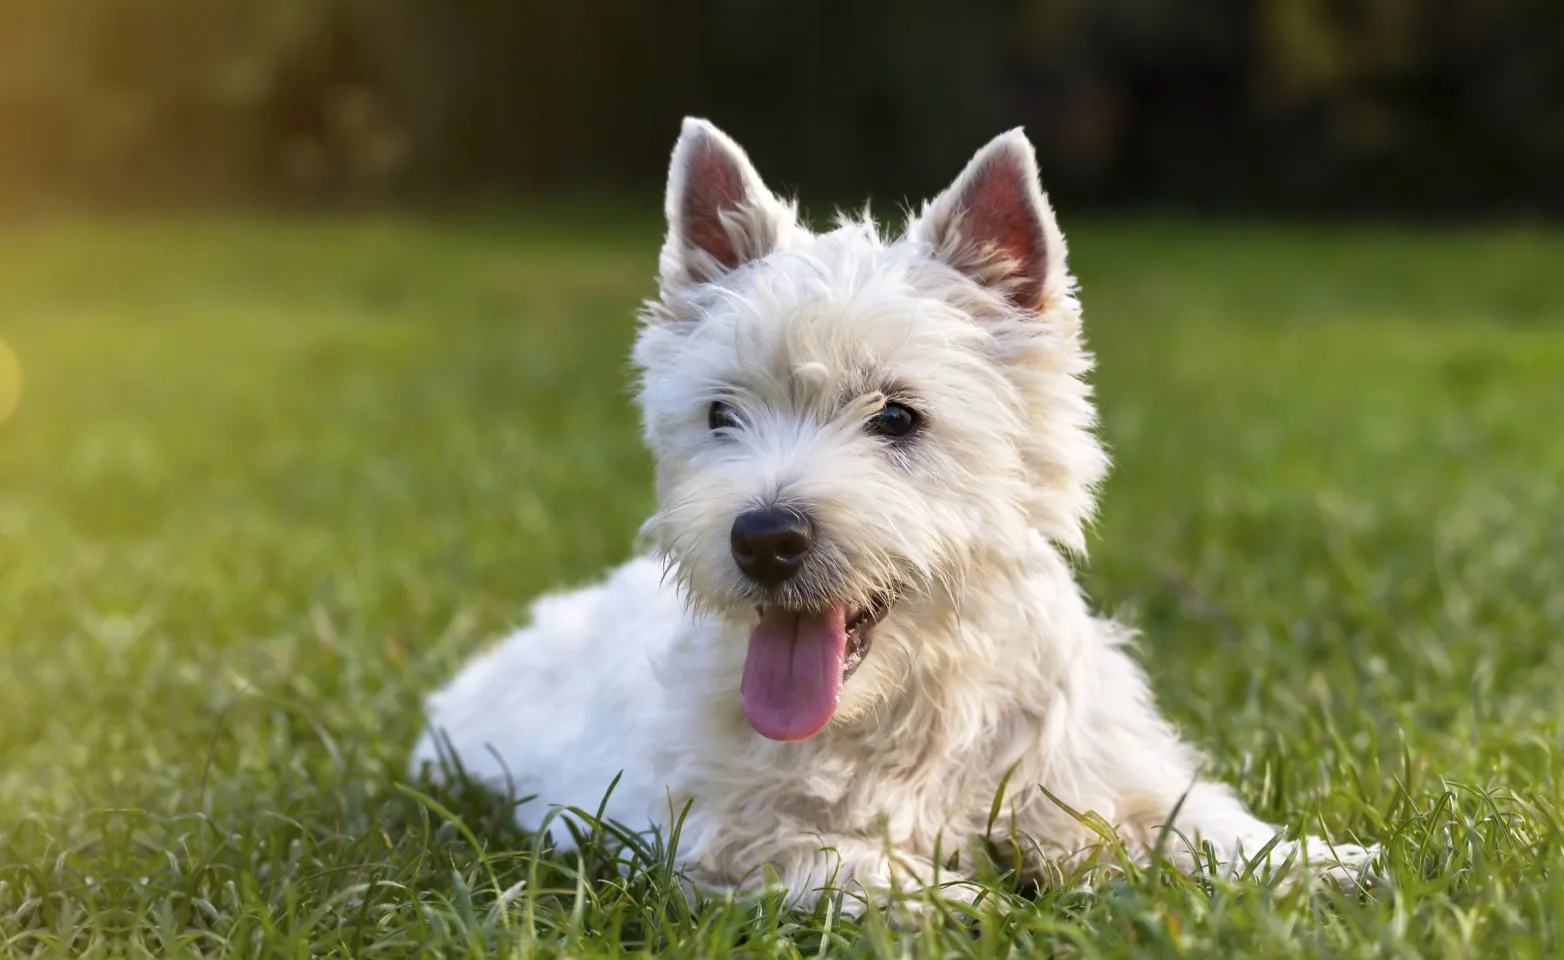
[1038,783,1125,849]
[985,761,1020,842]
[1148,778,1197,882]
[984,761,1029,878]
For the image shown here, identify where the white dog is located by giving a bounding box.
[411,118,1377,906]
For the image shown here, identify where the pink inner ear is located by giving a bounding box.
[958,156,1047,308]
[680,140,748,270]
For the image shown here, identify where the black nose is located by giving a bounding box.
[730,507,814,586]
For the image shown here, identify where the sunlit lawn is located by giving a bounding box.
[1,215,1562,957]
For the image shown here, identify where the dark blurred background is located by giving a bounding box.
[1,0,1562,217]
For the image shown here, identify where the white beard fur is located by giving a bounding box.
[410,118,1377,906]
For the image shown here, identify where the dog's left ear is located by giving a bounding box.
[659,118,799,296]
[911,129,1066,313]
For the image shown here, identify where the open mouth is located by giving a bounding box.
[841,594,890,681]
[740,593,892,742]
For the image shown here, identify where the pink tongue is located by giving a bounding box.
[740,605,849,741]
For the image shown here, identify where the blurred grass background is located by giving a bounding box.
[1,219,1562,955]
[2,1,1562,215]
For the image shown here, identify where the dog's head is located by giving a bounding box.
[635,119,1107,741]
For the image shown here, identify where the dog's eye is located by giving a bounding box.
[866,401,920,439]
[708,401,738,432]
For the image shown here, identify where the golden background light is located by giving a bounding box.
[0,337,20,427]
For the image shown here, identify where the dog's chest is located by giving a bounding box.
[731,704,1039,844]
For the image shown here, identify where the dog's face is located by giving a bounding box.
[635,120,1107,741]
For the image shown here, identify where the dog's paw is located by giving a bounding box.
[1266,839,1382,892]
[853,880,1005,931]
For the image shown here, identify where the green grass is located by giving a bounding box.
[1,215,1562,957]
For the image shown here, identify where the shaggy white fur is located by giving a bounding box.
[410,118,1378,906]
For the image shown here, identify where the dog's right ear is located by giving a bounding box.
[658,118,798,296]
[910,129,1067,315]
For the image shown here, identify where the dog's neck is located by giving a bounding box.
[830,531,1094,744]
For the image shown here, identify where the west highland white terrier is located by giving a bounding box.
[411,118,1377,906]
